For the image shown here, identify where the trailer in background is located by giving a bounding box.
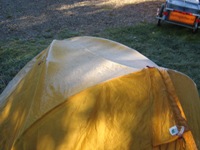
[156,0,200,32]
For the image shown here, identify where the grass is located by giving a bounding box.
[0,23,200,94]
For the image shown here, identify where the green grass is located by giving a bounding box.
[0,23,200,94]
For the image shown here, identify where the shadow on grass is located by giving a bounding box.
[0,0,163,40]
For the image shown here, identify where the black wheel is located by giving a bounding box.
[157,19,161,26]
[157,4,165,26]
[193,22,198,33]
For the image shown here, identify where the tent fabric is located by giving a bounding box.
[0,36,199,150]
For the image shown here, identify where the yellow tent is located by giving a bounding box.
[0,36,200,150]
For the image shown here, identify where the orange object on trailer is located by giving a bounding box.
[169,11,196,25]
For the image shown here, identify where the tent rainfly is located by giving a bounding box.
[0,36,200,150]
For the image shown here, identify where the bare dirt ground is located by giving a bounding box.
[0,0,164,40]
